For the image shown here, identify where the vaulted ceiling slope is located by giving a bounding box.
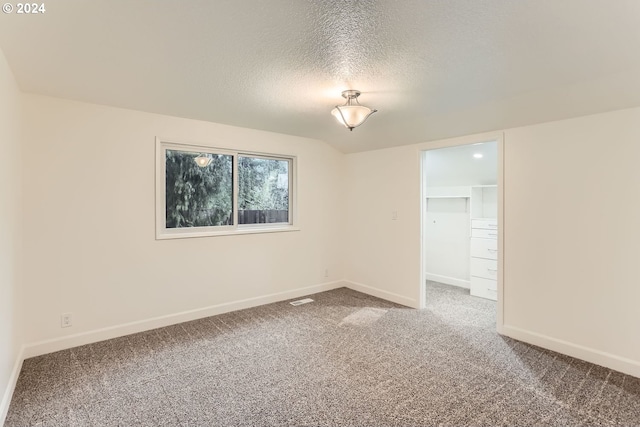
[1,0,640,153]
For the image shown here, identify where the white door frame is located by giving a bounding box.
[418,132,505,334]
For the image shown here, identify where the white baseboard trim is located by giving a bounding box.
[502,325,640,378]
[344,280,419,309]
[424,273,470,289]
[23,280,345,359]
[0,345,25,426]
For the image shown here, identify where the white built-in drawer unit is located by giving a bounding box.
[469,185,498,301]
[470,222,497,299]
[471,219,498,230]
[470,277,497,300]
[470,237,498,300]
[470,238,498,260]
[471,228,499,239]
[470,258,498,280]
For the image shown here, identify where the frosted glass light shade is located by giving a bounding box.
[194,154,213,167]
[331,105,376,129]
[331,90,377,131]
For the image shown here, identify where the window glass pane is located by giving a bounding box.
[238,156,289,224]
[165,150,233,228]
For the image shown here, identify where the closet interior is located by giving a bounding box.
[423,141,498,301]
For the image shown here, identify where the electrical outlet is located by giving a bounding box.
[61,313,73,328]
[392,210,398,220]
[324,268,329,278]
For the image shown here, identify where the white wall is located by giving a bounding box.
[344,145,423,307]
[424,198,470,287]
[21,95,346,349]
[345,108,640,377]
[502,108,640,373]
[0,48,23,420]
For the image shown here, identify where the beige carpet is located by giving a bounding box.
[5,282,640,426]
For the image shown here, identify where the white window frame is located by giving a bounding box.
[156,138,298,240]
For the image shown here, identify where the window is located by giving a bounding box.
[238,155,289,224]
[165,149,234,228]
[156,139,296,239]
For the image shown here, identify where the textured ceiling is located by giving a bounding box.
[1,0,640,153]
[425,141,498,187]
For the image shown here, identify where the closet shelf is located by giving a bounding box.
[425,195,470,199]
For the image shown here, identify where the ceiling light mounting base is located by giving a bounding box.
[341,89,361,99]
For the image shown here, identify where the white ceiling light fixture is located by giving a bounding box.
[331,90,378,131]
[473,153,483,159]
[194,153,213,167]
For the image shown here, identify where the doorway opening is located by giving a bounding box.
[419,139,503,326]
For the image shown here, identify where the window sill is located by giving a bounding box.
[156,225,300,240]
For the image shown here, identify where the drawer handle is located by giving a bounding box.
[487,249,498,253]
[488,232,498,236]
[487,268,497,272]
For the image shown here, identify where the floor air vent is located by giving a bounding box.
[290,298,314,306]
